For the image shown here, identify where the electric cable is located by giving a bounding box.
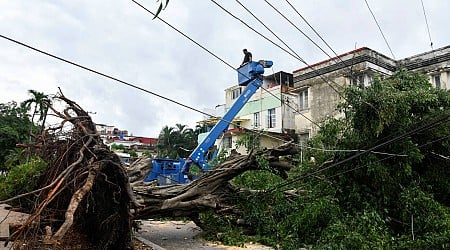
[1,3,409,160]
[131,0,320,129]
[230,1,399,158]
[327,134,450,179]
[236,0,345,110]
[284,0,345,64]
[262,0,333,62]
[210,0,347,99]
[212,0,399,160]
[141,0,393,157]
[132,0,338,154]
[0,33,389,157]
[364,0,396,59]
[420,0,434,50]
[233,0,342,127]
[0,34,213,119]
[266,112,450,193]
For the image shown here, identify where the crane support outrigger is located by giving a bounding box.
[145,60,273,185]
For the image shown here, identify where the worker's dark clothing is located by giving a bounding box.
[242,51,252,65]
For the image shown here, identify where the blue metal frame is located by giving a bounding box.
[181,60,273,176]
[145,60,273,184]
[144,158,188,184]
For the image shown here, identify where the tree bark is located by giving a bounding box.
[5,90,298,249]
[5,91,134,249]
[133,143,298,220]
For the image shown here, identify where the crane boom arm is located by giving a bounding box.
[183,60,273,175]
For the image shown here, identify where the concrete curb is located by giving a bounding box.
[135,236,166,250]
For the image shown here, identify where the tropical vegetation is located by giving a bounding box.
[156,123,201,158]
[200,70,450,249]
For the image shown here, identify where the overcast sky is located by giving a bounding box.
[1,0,449,137]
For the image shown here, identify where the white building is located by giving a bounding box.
[291,45,450,140]
[198,71,297,155]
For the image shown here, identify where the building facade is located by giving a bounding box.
[198,71,297,155]
[291,45,450,140]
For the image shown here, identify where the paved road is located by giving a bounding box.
[136,220,274,250]
[0,204,28,250]
[0,206,272,250]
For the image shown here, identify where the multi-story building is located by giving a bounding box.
[95,123,158,151]
[197,71,297,155]
[291,45,450,140]
[399,46,450,89]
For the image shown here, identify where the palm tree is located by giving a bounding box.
[156,124,199,158]
[22,90,51,136]
[156,126,175,158]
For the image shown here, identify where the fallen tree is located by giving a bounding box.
[2,91,299,248]
[2,91,136,249]
[131,144,297,224]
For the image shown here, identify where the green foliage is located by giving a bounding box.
[235,132,262,153]
[209,149,229,167]
[4,148,29,170]
[199,210,248,246]
[111,144,126,151]
[232,155,282,190]
[153,0,170,19]
[156,124,199,158]
[200,70,450,249]
[0,101,34,170]
[142,150,152,157]
[22,89,51,134]
[128,150,138,158]
[319,209,391,249]
[0,158,47,200]
[305,70,450,248]
[232,170,282,190]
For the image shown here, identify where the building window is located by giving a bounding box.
[447,72,450,89]
[298,89,309,111]
[367,75,373,85]
[351,74,373,87]
[231,88,242,99]
[223,136,232,148]
[253,112,260,127]
[433,74,441,89]
[267,108,276,128]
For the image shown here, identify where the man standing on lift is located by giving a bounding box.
[240,49,252,67]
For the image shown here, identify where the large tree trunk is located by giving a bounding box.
[4,91,135,249]
[132,144,297,221]
[4,91,298,249]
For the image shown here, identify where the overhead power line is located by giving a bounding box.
[233,0,329,126]
[235,0,303,62]
[0,34,211,118]
[258,0,334,60]
[133,0,407,159]
[131,0,322,129]
[328,134,450,179]
[131,1,449,193]
[364,0,396,59]
[267,112,450,192]
[284,0,344,63]
[420,0,434,50]
[1,3,412,160]
[1,33,388,156]
[210,0,347,99]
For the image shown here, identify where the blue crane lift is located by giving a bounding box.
[144,60,273,185]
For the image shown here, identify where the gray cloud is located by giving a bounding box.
[1,0,449,137]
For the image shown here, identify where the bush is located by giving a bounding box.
[0,158,47,201]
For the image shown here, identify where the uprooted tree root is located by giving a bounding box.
[4,91,299,249]
[4,91,136,249]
